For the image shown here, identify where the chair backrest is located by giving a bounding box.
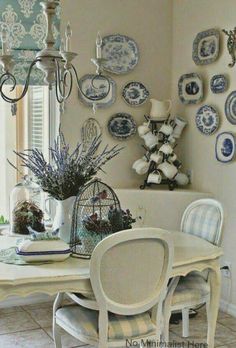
[90,227,173,316]
[181,198,224,246]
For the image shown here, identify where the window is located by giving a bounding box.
[0,86,59,219]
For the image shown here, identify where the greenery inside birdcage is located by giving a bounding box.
[70,179,136,258]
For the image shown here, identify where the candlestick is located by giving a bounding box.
[65,22,72,52]
[60,38,65,53]
[96,32,102,59]
[1,28,8,55]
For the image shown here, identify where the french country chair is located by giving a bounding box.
[53,228,174,348]
[164,198,224,339]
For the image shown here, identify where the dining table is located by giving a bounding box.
[0,230,223,348]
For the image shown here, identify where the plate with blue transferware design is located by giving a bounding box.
[195,105,219,135]
[210,75,228,94]
[122,82,149,106]
[215,132,236,163]
[178,73,203,104]
[192,29,220,65]
[108,113,137,140]
[78,74,116,108]
[101,34,139,74]
[225,91,236,125]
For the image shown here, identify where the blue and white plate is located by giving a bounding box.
[101,34,139,74]
[210,75,228,94]
[225,91,236,125]
[193,29,220,65]
[195,105,219,135]
[122,82,149,106]
[78,74,116,108]
[178,73,203,104]
[108,113,137,140]
[215,132,235,163]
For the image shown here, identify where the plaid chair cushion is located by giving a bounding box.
[56,304,156,340]
[182,204,221,244]
[171,274,210,306]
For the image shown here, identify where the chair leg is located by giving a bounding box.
[182,308,190,338]
[53,322,62,348]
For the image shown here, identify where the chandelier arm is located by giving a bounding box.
[55,59,73,103]
[71,64,111,101]
[0,59,41,103]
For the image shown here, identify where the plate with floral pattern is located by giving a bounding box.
[215,132,236,163]
[108,113,137,140]
[225,91,236,125]
[192,28,220,65]
[195,105,219,135]
[122,82,149,106]
[178,73,203,104]
[101,34,139,74]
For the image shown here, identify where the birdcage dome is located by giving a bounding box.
[70,179,122,258]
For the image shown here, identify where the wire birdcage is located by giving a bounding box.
[70,179,122,258]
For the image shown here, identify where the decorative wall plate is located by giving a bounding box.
[215,132,236,163]
[78,74,116,108]
[81,118,102,151]
[225,91,236,124]
[101,34,139,74]
[108,113,137,140]
[192,28,220,65]
[178,73,203,104]
[122,82,149,106]
[210,75,228,94]
[195,105,219,135]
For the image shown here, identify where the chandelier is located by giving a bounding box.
[0,0,110,106]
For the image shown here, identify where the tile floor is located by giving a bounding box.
[0,302,235,347]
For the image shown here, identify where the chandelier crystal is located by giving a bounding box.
[0,0,110,106]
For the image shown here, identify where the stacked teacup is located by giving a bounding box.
[132,99,189,188]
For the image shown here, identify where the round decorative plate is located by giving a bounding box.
[195,105,219,135]
[215,132,236,163]
[108,113,137,140]
[210,75,228,94]
[225,91,236,124]
[78,74,116,108]
[101,34,139,74]
[122,82,149,106]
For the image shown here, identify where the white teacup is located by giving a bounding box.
[175,172,189,186]
[158,161,178,179]
[159,143,173,155]
[150,152,163,164]
[132,158,145,170]
[133,159,149,175]
[147,170,162,184]
[169,153,177,162]
[172,116,187,139]
[142,131,158,149]
[138,122,150,137]
[159,124,174,136]
[168,135,176,144]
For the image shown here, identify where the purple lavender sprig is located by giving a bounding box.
[12,132,123,201]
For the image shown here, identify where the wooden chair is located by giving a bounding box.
[164,198,224,339]
[53,227,174,348]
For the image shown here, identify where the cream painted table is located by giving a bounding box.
[0,231,222,348]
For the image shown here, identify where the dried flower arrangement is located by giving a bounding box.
[12,132,122,201]
[12,201,45,235]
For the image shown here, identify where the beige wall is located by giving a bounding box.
[60,0,173,188]
[172,0,236,307]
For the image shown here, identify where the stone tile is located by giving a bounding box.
[0,306,24,316]
[216,344,236,348]
[22,301,53,311]
[0,329,54,348]
[45,326,87,347]
[0,311,39,335]
[23,306,53,328]
[218,315,236,332]
[215,323,236,345]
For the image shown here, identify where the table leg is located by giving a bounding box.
[207,265,221,348]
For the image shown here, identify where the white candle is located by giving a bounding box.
[96,32,102,59]
[1,28,7,55]
[60,38,65,53]
[65,22,72,51]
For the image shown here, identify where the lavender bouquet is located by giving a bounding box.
[13,132,122,201]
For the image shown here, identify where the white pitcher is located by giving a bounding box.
[150,98,172,120]
[52,196,76,243]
